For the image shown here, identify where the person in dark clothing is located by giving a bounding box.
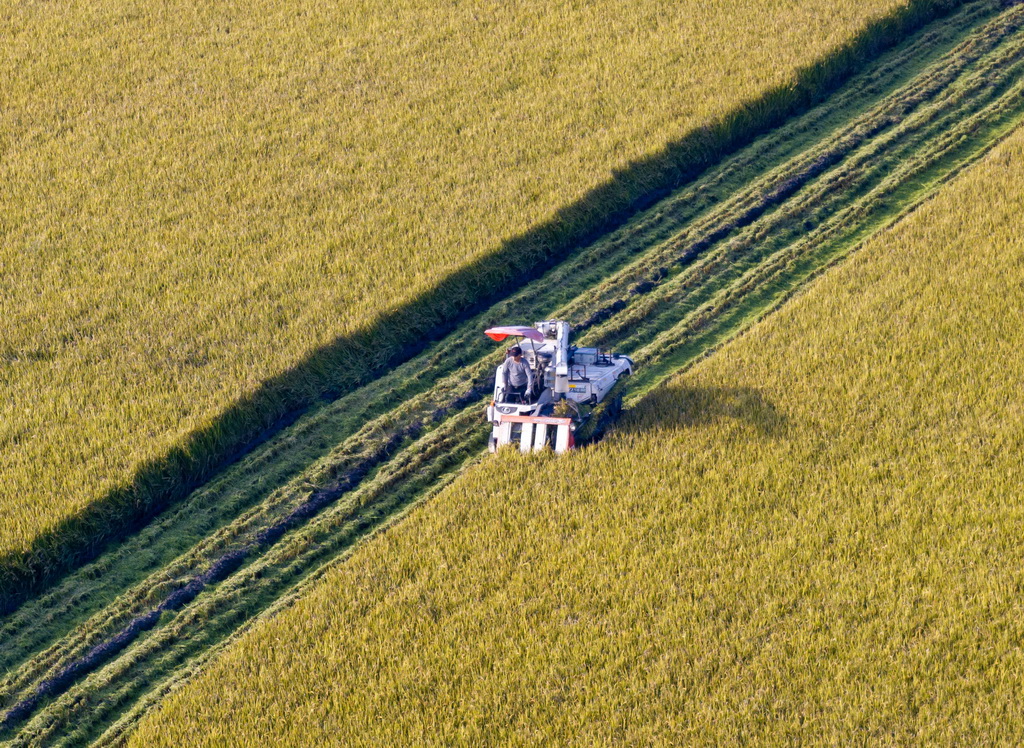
[501,346,534,402]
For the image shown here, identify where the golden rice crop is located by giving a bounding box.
[0,0,935,572]
[129,122,1024,745]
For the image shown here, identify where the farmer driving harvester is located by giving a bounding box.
[501,346,534,403]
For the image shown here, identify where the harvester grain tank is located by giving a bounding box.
[484,320,633,453]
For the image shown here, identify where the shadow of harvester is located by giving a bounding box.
[620,384,789,440]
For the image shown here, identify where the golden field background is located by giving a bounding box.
[0,0,930,566]
[131,122,1024,745]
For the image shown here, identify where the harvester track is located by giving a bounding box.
[4,2,1024,743]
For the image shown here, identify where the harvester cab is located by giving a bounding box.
[484,320,633,453]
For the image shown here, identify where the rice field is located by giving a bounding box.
[129,118,1024,745]
[0,0,951,588]
[2,4,1022,739]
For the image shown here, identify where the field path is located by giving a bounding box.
[4,2,1024,743]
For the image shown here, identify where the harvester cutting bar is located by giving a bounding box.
[494,413,574,454]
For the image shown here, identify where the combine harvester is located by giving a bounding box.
[484,320,633,453]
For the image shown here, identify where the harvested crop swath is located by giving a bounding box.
[0,0,957,594]
[128,76,1024,748]
[2,3,1024,742]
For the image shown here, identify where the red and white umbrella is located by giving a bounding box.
[484,326,544,343]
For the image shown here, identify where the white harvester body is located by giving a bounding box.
[484,320,633,453]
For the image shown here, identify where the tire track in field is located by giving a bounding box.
[4,2,1024,743]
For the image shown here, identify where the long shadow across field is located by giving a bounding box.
[0,0,973,613]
